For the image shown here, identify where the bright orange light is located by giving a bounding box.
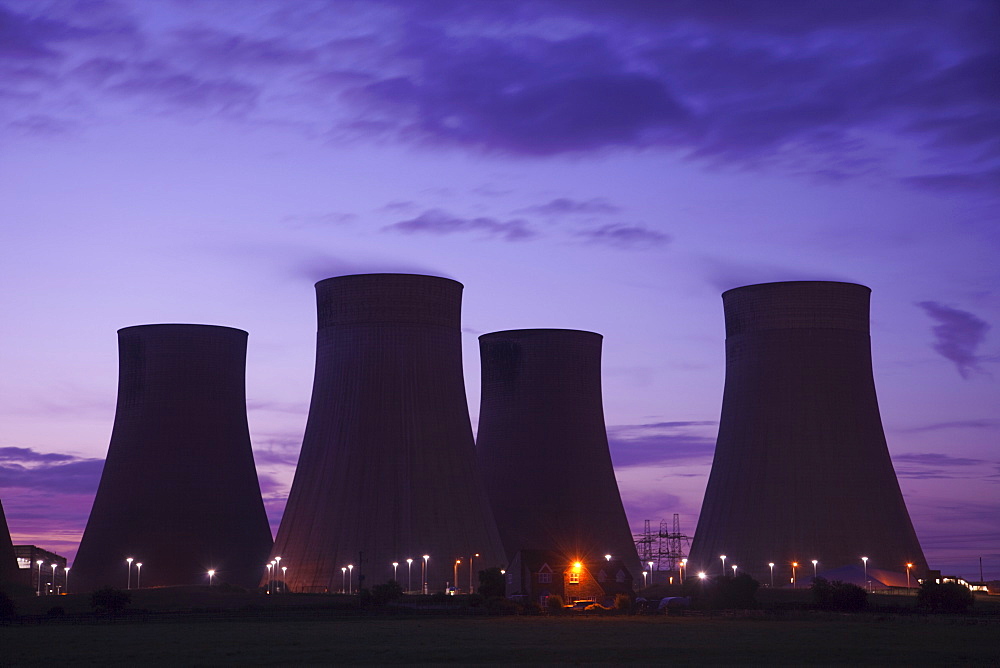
[572,561,582,571]
[792,562,798,567]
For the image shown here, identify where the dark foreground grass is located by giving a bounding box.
[3,614,998,666]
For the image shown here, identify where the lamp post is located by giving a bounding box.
[732,564,737,578]
[605,554,612,562]
[274,556,282,592]
[719,555,726,577]
[36,559,43,596]
[341,567,346,593]
[812,560,818,581]
[208,569,215,587]
[906,563,913,589]
[648,561,654,584]
[392,561,399,582]
[470,553,478,593]
[680,558,687,585]
[406,558,413,593]
[282,566,287,591]
[792,562,798,588]
[642,571,648,587]
[126,557,134,590]
[270,560,276,593]
[453,560,461,593]
[861,557,868,592]
[768,563,774,588]
[64,567,70,595]
[348,564,354,594]
[51,564,57,595]
[267,563,273,594]
[422,555,429,595]
[136,562,142,589]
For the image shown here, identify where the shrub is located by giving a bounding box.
[370,580,404,606]
[811,577,868,611]
[706,574,760,609]
[478,567,506,599]
[614,593,632,613]
[917,582,974,613]
[91,586,130,615]
[546,594,565,614]
[485,597,521,616]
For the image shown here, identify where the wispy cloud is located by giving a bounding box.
[917,301,991,378]
[701,258,851,293]
[894,451,995,480]
[515,197,621,216]
[383,209,536,241]
[896,419,999,433]
[0,447,103,495]
[577,224,671,250]
[607,421,717,468]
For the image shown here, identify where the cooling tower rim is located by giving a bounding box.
[117,323,249,336]
[480,328,602,341]
[721,280,871,299]
[314,273,463,289]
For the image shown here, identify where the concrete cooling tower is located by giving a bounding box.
[271,274,505,593]
[688,281,928,585]
[73,324,273,590]
[0,498,17,586]
[476,329,642,579]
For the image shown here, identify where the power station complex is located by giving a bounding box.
[2,276,930,594]
[688,281,928,583]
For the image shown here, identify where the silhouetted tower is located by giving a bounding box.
[73,324,273,590]
[271,274,505,593]
[476,329,641,578]
[688,282,928,584]
[0,498,17,585]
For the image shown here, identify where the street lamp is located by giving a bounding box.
[64,567,70,595]
[348,564,354,594]
[51,564,57,595]
[812,559,818,580]
[768,563,775,588]
[267,563,273,594]
[454,560,461,592]
[792,562,798,588]
[648,561,654,583]
[275,556,282,592]
[642,571,648,587]
[861,557,868,592]
[605,554,612,562]
[732,564,737,578]
[208,569,215,587]
[36,560,43,596]
[270,560,276,593]
[720,555,726,576]
[422,555,429,595]
[341,567,347,593]
[282,566,287,591]
[906,563,913,589]
[470,554,479,593]
[126,557,134,590]
[680,558,687,584]
[406,558,413,593]
[136,562,142,589]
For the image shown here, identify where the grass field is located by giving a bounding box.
[3,614,999,666]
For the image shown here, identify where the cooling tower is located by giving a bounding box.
[476,329,642,578]
[0,498,17,585]
[73,324,273,590]
[688,281,928,584]
[271,274,505,593]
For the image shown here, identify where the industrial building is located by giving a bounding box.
[72,324,273,590]
[0,499,17,586]
[270,274,506,593]
[477,329,642,579]
[688,281,928,584]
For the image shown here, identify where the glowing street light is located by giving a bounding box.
[906,563,913,589]
[126,557,134,590]
[768,563,775,588]
[392,561,399,582]
[812,559,818,580]
[51,564,57,595]
[719,555,726,576]
[64,567,70,595]
[282,565,287,591]
[208,569,215,587]
[680,558,687,585]
[275,556,282,592]
[348,564,354,594]
[267,563,273,594]
[453,559,461,592]
[469,553,479,593]
[36,560,43,596]
[341,567,347,593]
[422,555,429,595]
[732,564,737,578]
[406,558,413,593]
[270,560,276,593]
[642,571,648,587]
[861,557,868,592]
[792,562,798,588]
[648,561,654,583]
[136,562,142,589]
[605,554,612,562]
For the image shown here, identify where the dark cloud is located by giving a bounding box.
[577,224,671,250]
[894,453,989,467]
[917,301,991,378]
[896,419,999,433]
[702,258,852,293]
[515,197,620,216]
[6,113,77,136]
[169,27,319,69]
[383,209,536,241]
[894,451,994,480]
[607,421,717,468]
[0,446,75,464]
[107,61,260,115]
[0,447,103,495]
[904,167,1000,194]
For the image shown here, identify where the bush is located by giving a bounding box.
[46,606,66,618]
[0,591,15,621]
[811,577,868,611]
[546,594,565,614]
[706,574,760,610]
[917,582,974,613]
[614,593,632,613]
[485,597,521,616]
[370,580,404,606]
[91,586,130,615]
[430,591,449,603]
[466,593,485,607]
[478,567,506,599]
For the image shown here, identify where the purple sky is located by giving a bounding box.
[1,0,997,581]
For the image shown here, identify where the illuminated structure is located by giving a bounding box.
[477,329,641,579]
[688,282,928,584]
[0,499,17,585]
[271,274,505,592]
[73,324,273,590]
